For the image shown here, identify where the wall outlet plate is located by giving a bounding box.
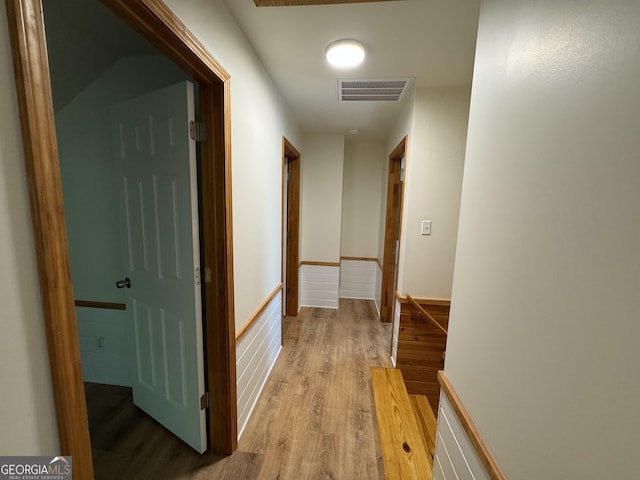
[421,220,432,235]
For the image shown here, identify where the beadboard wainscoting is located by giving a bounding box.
[375,261,382,316]
[433,371,506,480]
[76,306,131,387]
[236,288,283,437]
[299,263,340,309]
[339,258,377,300]
[433,391,491,480]
[390,297,401,367]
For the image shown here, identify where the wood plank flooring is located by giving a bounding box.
[86,298,392,479]
[371,368,431,480]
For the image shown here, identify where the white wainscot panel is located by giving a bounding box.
[300,264,340,309]
[76,307,131,387]
[374,262,382,316]
[236,290,283,438]
[390,297,400,367]
[339,259,377,300]
[433,391,491,480]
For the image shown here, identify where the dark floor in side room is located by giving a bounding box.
[86,298,392,479]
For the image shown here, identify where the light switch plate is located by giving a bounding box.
[421,220,432,235]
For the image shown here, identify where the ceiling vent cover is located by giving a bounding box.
[337,78,414,102]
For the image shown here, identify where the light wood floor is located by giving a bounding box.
[86,298,392,479]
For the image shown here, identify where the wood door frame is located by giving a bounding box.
[380,136,408,323]
[6,0,237,478]
[282,137,301,318]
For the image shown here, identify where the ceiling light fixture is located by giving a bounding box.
[325,39,365,69]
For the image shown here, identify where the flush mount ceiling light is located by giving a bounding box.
[325,39,365,69]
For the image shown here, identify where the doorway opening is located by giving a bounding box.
[7,0,236,477]
[282,137,301,322]
[380,136,408,323]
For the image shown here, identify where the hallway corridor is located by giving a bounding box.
[89,299,392,479]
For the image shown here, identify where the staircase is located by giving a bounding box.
[371,367,437,479]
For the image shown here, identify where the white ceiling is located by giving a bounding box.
[43,0,479,141]
[224,0,480,142]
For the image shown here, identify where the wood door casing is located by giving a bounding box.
[380,136,408,323]
[6,0,237,477]
[282,137,301,317]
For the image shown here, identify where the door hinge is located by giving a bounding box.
[200,392,210,410]
[190,121,207,142]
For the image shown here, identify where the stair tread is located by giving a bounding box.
[371,367,432,480]
[409,394,437,464]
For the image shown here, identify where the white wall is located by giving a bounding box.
[338,142,385,302]
[399,88,470,299]
[444,1,640,479]
[383,88,470,300]
[0,4,59,454]
[164,0,302,328]
[300,134,345,263]
[340,142,386,258]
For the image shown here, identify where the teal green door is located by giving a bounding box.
[111,81,206,453]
